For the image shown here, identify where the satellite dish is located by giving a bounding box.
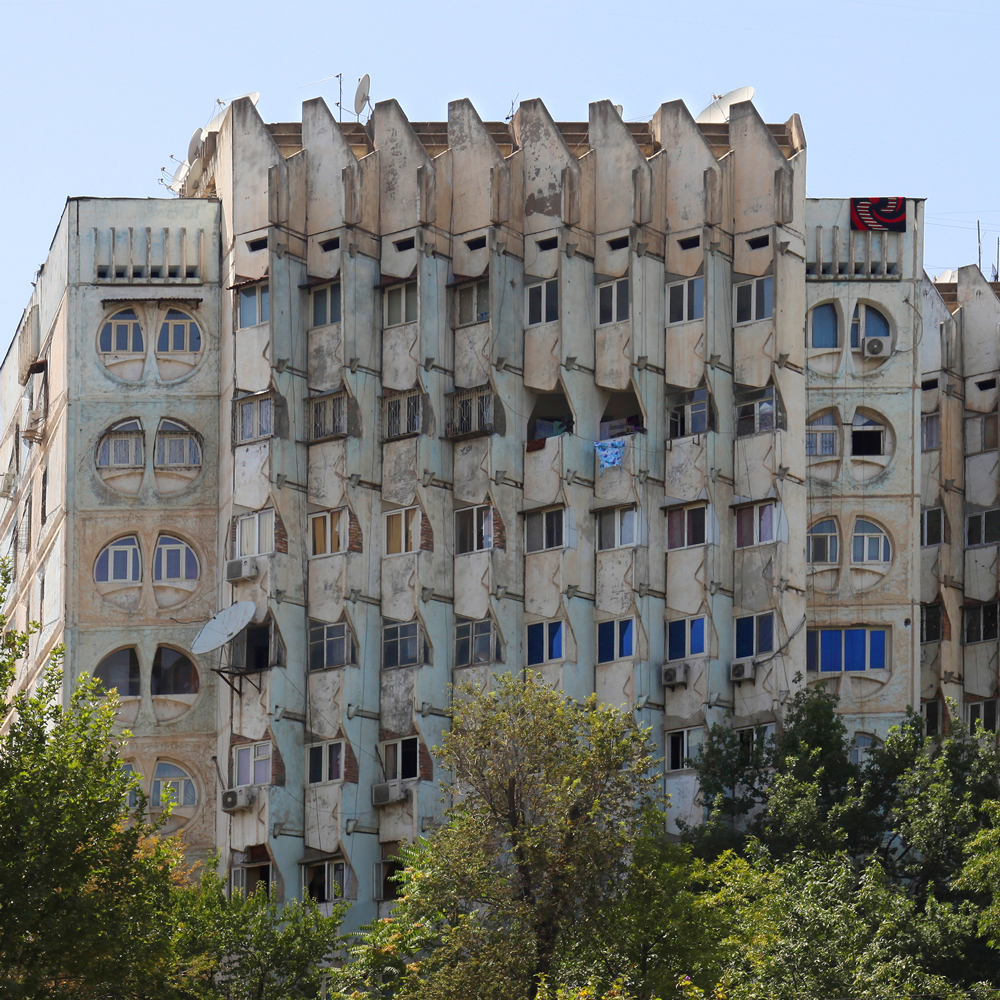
[186,157,203,189]
[614,104,623,118]
[187,127,206,164]
[167,160,190,195]
[354,74,371,115]
[695,86,756,124]
[191,601,256,655]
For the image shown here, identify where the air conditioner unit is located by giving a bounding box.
[226,557,257,582]
[661,662,690,689]
[22,410,44,442]
[0,472,15,499]
[863,337,888,358]
[372,781,408,807]
[221,787,253,812]
[730,658,757,683]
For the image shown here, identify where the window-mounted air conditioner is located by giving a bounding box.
[0,472,15,499]
[221,787,253,812]
[226,557,258,582]
[863,337,888,358]
[372,781,408,807]
[661,662,690,689]
[730,658,757,683]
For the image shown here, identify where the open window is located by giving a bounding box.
[599,388,644,440]
[527,390,573,445]
[735,384,785,437]
[850,409,894,480]
[154,308,203,380]
[98,308,145,381]
[231,845,271,898]
[668,385,713,439]
[305,858,348,903]
[231,620,284,672]
[96,419,145,495]
[154,419,202,494]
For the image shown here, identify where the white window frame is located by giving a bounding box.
[97,420,145,469]
[306,739,344,785]
[524,507,565,553]
[382,620,423,669]
[851,519,891,564]
[382,390,422,440]
[310,282,341,328]
[969,699,999,733]
[921,508,943,547]
[156,309,202,354]
[967,509,1000,547]
[806,412,838,457]
[668,388,710,439]
[849,302,890,350]
[735,502,775,549]
[735,612,775,658]
[310,508,348,556]
[151,761,197,808]
[597,505,636,551]
[807,520,839,564]
[734,276,773,325]
[233,741,272,787]
[384,506,420,556]
[596,277,629,326]
[806,627,888,672]
[384,280,417,327]
[455,617,496,667]
[238,282,270,329]
[736,386,781,437]
[666,727,703,772]
[382,736,420,781]
[667,277,704,325]
[666,505,707,550]
[921,412,941,452]
[526,278,558,327]
[235,392,274,444]
[964,603,999,645]
[304,859,347,902]
[526,619,564,666]
[98,309,144,354]
[666,616,707,662]
[154,420,201,468]
[851,413,885,457]
[153,535,199,582]
[309,392,348,441]
[309,619,354,670]
[236,509,275,558]
[94,535,141,584]
[920,603,943,644]
[597,617,634,664]
[966,412,999,455]
[455,504,493,554]
[456,278,490,327]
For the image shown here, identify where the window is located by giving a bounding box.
[526,279,558,326]
[921,508,943,547]
[98,309,144,353]
[736,386,782,437]
[597,505,636,550]
[852,520,890,563]
[734,276,773,324]
[669,388,710,439]
[236,510,275,557]
[968,509,1000,546]
[382,389,422,440]
[849,303,889,349]
[307,740,344,784]
[851,413,884,456]
[239,282,270,328]
[455,617,496,666]
[736,502,775,548]
[966,412,999,454]
[121,763,140,809]
[309,620,354,670]
[666,505,706,550]
[667,616,706,661]
[920,604,943,644]
[94,536,141,583]
[309,392,347,440]
[97,419,144,469]
[382,620,422,669]
[809,303,838,348]
[526,620,563,665]
[667,277,704,324]
[525,507,564,552]
[666,727,703,772]
[597,618,634,663]
[156,309,201,353]
[457,278,490,326]
[383,737,419,781]
[93,648,140,696]
[152,762,196,808]
[803,520,839,565]
[155,420,201,467]
[234,742,272,786]
[231,622,281,672]
[385,506,420,555]
[964,602,1000,644]
[311,283,342,327]
[969,700,999,734]
[151,647,199,695]
[849,733,878,766]
[39,469,47,525]
[153,535,199,582]
[597,278,629,325]
[923,700,942,737]
[305,860,347,903]
[735,613,774,659]
[806,412,838,457]
[806,628,887,672]
[456,504,493,554]
[231,851,271,898]
[385,281,417,326]
[921,413,941,451]
[234,393,273,444]
[446,386,494,438]
[310,509,348,555]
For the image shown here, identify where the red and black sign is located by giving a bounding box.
[850,198,907,232]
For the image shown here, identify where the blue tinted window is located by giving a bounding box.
[820,629,842,671]
[869,629,886,668]
[668,620,686,661]
[844,629,866,671]
[735,617,754,659]
[598,621,615,663]
[619,619,633,658]
[527,623,544,665]
[548,621,563,660]
[811,304,838,348]
[756,614,773,653]
[690,618,705,656]
[807,630,817,671]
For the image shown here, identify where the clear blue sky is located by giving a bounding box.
[0,0,993,344]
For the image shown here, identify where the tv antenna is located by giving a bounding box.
[695,86,755,124]
[354,73,372,121]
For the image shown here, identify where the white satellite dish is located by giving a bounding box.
[187,127,206,164]
[614,104,623,118]
[167,160,190,195]
[186,157,204,189]
[191,601,256,655]
[205,92,261,135]
[695,86,756,124]
[354,73,371,115]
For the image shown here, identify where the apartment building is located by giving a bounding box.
[0,90,982,930]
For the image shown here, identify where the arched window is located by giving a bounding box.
[853,520,891,563]
[806,412,838,456]
[851,413,885,456]
[151,647,200,695]
[153,536,199,583]
[156,309,202,354]
[96,419,144,469]
[94,536,141,583]
[810,303,838,349]
[151,762,196,808]
[154,420,201,468]
[93,648,140,696]
[850,303,890,349]
[850,732,880,766]
[807,520,839,563]
[98,308,144,354]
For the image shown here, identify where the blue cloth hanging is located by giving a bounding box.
[595,437,627,475]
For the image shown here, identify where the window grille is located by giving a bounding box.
[446,386,493,438]
[310,392,348,440]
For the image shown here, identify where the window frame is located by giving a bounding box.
[921,412,941,452]
[309,391,348,441]
[668,387,711,439]
[155,309,202,355]
[384,506,420,556]
[310,508,348,557]
[921,508,944,547]
[235,509,275,558]
[455,504,493,555]
[735,501,776,548]
[382,619,423,669]
[309,619,354,670]
[233,741,272,788]
[667,276,705,325]
[666,504,707,550]
[154,419,202,469]
[735,385,783,437]
[806,627,888,672]
[596,277,630,326]
[966,412,999,455]
[446,385,494,438]
[382,736,420,782]
[306,739,344,785]
[151,761,197,809]
[969,699,999,734]
[304,859,347,903]
[455,616,497,667]
[238,282,270,329]
[597,505,637,551]
[806,411,838,458]
[381,389,423,441]
[98,308,144,355]
[152,534,200,583]
[964,602,1000,645]
[455,278,490,327]
[807,519,839,564]
[849,302,890,351]
[384,280,418,328]
[94,535,142,584]
[666,616,706,662]
[96,420,145,470]
[809,302,839,349]
[234,392,274,445]
[967,509,1000,547]
[666,727,703,772]
[524,507,566,553]
[526,278,559,327]
[920,603,943,644]
[597,617,635,664]
[310,282,342,328]
[526,620,564,666]
[734,276,774,325]
[734,612,774,659]
[851,519,891,564]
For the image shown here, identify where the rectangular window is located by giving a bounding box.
[304,860,347,903]
[526,279,559,326]
[456,504,493,554]
[597,618,634,663]
[597,278,629,325]
[309,392,347,440]
[597,505,636,550]
[966,412,999,455]
[964,603,1000,644]
[525,508,565,552]
[457,278,491,326]
[384,506,420,555]
[805,628,888,671]
[234,393,274,444]
[307,740,344,784]
[310,509,347,556]
[921,413,941,451]
[666,505,707,550]
[921,508,943,547]
[385,281,418,327]
[920,604,943,644]
[967,509,1000,546]
[236,509,275,557]
[382,390,422,440]
[668,387,710,439]
[735,613,774,659]
[234,741,272,787]
[667,616,706,662]
[666,727,703,772]
[735,502,775,548]
[309,620,352,670]
[455,617,495,667]
[238,282,270,329]
[446,386,494,438]
[969,699,999,734]
[667,277,705,325]
[734,276,773,324]
[98,430,144,469]
[383,737,419,781]
[311,283,342,327]
[526,620,563,665]
[735,385,781,437]
[382,620,422,669]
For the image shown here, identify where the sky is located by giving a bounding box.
[0,0,996,346]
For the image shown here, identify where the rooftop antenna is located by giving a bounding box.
[354,73,371,121]
[505,93,519,122]
[695,86,756,124]
[978,219,983,272]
